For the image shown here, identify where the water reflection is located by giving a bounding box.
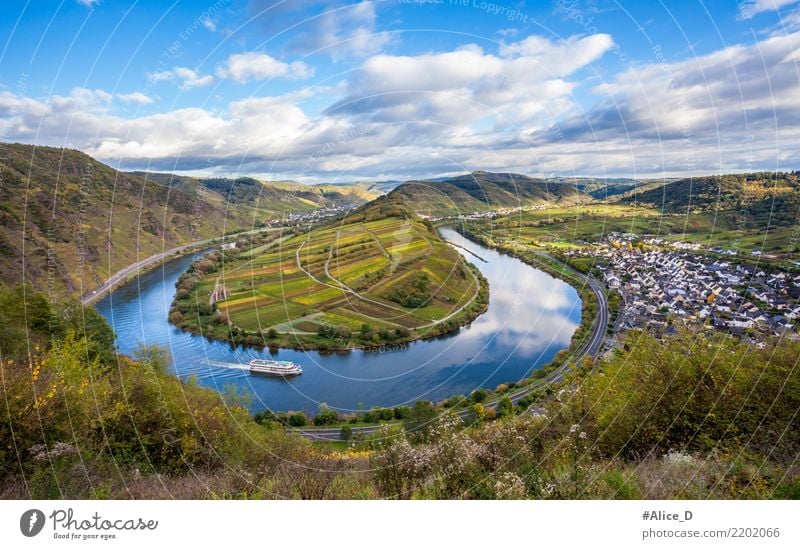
[95,227,581,412]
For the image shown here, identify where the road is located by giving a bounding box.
[295,239,611,441]
[81,243,199,306]
[81,227,280,306]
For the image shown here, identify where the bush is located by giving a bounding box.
[496,396,514,418]
[287,411,308,427]
[470,388,487,403]
[314,404,339,426]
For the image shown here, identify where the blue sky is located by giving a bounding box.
[1,0,799,181]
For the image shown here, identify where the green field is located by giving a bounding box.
[470,203,799,267]
[171,199,489,349]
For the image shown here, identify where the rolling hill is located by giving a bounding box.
[390,171,591,217]
[620,172,800,227]
[169,195,488,349]
[128,172,380,210]
[0,143,374,296]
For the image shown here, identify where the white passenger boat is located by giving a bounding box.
[248,359,303,377]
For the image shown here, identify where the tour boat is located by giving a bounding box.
[248,358,303,377]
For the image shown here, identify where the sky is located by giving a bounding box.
[0,0,799,182]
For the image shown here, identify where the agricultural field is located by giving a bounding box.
[172,202,488,349]
[474,203,799,266]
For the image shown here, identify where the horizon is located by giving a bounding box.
[3,139,797,185]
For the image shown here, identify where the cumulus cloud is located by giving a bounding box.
[327,34,613,137]
[248,0,390,58]
[116,92,153,105]
[216,52,314,83]
[739,0,798,19]
[147,67,214,90]
[2,31,799,181]
[525,30,800,175]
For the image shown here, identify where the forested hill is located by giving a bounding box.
[0,143,373,296]
[620,172,800,227]
[390,171,590,217]
[128,172,379,210]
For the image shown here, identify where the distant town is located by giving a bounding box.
[567,233,800,346]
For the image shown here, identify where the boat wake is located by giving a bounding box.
[174,359,250,381]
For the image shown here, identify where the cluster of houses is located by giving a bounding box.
[573,234,800,343]
[422,203,551,223]
[264,204,356,227]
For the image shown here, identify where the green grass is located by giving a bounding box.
[173,208,487,349]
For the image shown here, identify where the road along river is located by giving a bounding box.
[94,227,582,414]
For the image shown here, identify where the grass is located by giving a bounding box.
[172,209,488,349]
[476,203,799,268]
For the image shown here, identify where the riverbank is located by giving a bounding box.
[81,227,282,306]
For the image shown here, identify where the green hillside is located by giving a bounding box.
[129,172,380,210]
[621,172,800,227]
[392,171,590,216]
[0,143,373,297]
[169,195,488,349]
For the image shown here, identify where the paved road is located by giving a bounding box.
[296,240,610,441]
[81,243,199,306]
[81,227,281,306]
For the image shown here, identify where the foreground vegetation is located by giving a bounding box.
[1,285,797,499]
[169,197,488,350]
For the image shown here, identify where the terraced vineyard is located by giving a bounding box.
[170,200,489,349]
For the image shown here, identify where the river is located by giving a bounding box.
[95,227,581,413]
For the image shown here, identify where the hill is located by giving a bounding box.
[391,171,590,217]
[0,143,373,296]
[169,194,488,349]
[621,172,800,227]
[128,172,380,210]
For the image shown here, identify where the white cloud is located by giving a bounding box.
[216,52,314,83]
[147,67,214,90]
[294,1,391,59]
[116,92,153,105]
[3,30,799,181]
[75,0,99,7]
[739,0,798,19]
[202,18,217,32]
[250,0,391,58]
[328,34,613,134]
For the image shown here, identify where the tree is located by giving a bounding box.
[266,328,278,339]
[496,396,514,418]
[470,388,487,403]
[287,411,308,427]
[403,400,438,441]
[340,425,353,441]
[314,403,339,426]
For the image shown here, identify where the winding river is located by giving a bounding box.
[95,228,581,413]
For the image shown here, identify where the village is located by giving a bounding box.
[568,233,800,344]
